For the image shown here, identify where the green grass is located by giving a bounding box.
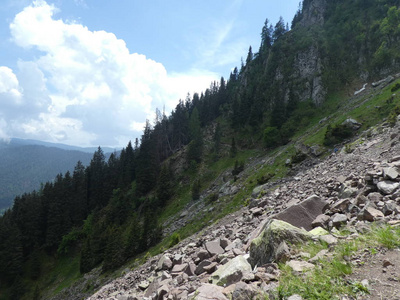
[277,224,400,299]
[302,79,400,147]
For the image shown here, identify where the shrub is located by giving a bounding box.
[263,126,281,148]
[391,82,400,92]
[232,160,244,176]
[169,232,181,248]
[323,124,353,146]
[191,179,201,200]
[388,105,400,127]
[206,193,219,203]
[257,173,273,185]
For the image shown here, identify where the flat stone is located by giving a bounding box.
[377,181,400,195]
[196,284,228,300]
[274,195,329,231]
[288,295,303,300]
[337,175,347,184]
[203,262,218,274]
[309,249,330,263]
[205,239,225,256]
[171,263,188,274]
[319,234,338,245]
[383,167,399,180]
[138,280,150,290]
[358,206,384,221]
[286,260,315,272]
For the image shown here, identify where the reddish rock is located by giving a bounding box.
[274,195,329,231]
[205,239,225,256]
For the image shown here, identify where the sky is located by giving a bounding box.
[0,0,300,148]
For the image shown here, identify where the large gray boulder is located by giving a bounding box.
[249,219,312,267]
[377,181,399,195]
[210,255,252,286]
[273,195,329,231]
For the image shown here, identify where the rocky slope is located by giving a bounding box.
[80,100,400,299]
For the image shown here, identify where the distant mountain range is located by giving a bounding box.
[4,138,118,153]
[0,138,118,212]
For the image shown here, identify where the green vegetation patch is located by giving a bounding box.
[277,224,400,299]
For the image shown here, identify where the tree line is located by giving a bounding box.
[1,1,400,298]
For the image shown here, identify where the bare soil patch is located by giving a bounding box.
[348,249,400,300]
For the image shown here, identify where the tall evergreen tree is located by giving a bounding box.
[187,107,203,163]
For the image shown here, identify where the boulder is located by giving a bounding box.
[357,206,384,221]
[231,282,260,300]
[274,195,329,231]
[311,214,330,228]
[197,249,210,261]
[205,239,225,256]
[367,192,383,203]
[342,118,362,130]
[156,255,172,271]
[249,219,311,267]
[275,241,291,263]
[309,226,329,236]
[203,262,218,274]
[383,167,399,180]
[331,213,348,228]
[383,201,399,216]
[331,198,351,213]
[195,284,228,300]
[210,255,252,286]
[377,181,399,195]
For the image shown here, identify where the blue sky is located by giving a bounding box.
[0,0,300,147]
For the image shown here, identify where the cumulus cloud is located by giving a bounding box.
[4,0,218,147]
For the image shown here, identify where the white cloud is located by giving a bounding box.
[0,66,23,106]
[4,0,219,147]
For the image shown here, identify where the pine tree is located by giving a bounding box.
[212,123,222,160]
[157,163,173,206]
[230,138,237,158]
[136,120,158,196]
[191,179,201,200]
[187,107,203,163]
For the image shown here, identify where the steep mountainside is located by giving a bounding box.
[1,0,400,299]
[55,80,400,299]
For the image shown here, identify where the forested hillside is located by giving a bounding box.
[0,142,97,212]
[0,0,400,299]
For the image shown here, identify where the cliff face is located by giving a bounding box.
[253,0,400,106]
[299,0,327,27]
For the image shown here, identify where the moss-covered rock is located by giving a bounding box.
[249,219,312,267]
